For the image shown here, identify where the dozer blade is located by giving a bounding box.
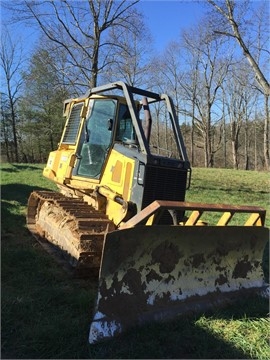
[89,225,269,344]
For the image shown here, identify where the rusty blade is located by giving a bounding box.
[89,225,269,344]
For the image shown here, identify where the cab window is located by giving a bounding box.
[116,104,136,144]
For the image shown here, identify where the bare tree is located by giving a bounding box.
[101,16,152,87]
[177,39,201,167]
[148,42,184,155]
[0,29,24,162]
[222,64,257,169]
[8,0,141,89]
[180,23,232,167]
[206,0,270,169]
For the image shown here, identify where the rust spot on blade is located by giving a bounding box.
[190,253,205,267]
[151,241,182,273]
[146,269,163,282]
[232,256,253,279]
[122,268,146,293]
[184,253,206,268]
[215,274,228,286]
[98,268,148,324]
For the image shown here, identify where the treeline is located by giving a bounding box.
[150,119,265,170]
[1,0,269,170]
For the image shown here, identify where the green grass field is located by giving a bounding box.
[1,163,269,359]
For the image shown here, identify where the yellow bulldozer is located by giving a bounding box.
[27,81,269,344]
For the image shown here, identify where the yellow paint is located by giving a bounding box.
[43,151,58,180]
[100,149,135,221]
[68,177,99,190]
[217,212,234,226]
[106,200,124,225]
[245,213,262,226]
[185,211,202,225]
[146,214,155,225]
[101,149,135,201]
[43,149,76,184]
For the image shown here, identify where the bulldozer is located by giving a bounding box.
[27,81,269,344]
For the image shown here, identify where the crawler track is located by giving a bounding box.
[27,191,115,275]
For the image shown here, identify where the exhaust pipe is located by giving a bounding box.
[142,97,152,143]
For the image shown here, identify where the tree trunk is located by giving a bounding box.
[254,121,257,170]
[244,122,249,170]
[11,105,19,162]
[264,94,269,170]
[204,132,211,167]
[190,122,194,166]
[223,117,227,168]
[206,104,213,167]
[231,140,238,170]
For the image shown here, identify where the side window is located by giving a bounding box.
[116,104,136,143]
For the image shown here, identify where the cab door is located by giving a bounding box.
[76,99,116,178]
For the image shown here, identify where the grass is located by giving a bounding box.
[196,313,270,360]
[1,163,269,359]
[186,167,270,226]
[188,167,269,209]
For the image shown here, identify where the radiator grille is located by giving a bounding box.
[142,165,187,223]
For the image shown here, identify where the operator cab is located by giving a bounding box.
[75,97,138,178]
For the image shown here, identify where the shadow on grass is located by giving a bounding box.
[1,183,53,236]
[190,184,269,195]
[1,183,49,206]
[1,163,43,172]
[87,294,269,359]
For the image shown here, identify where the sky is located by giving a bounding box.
[137,0,205,50]
[1,0,206,54]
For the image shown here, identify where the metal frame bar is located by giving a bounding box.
[120,200,266,228]
[86,81,190,162]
